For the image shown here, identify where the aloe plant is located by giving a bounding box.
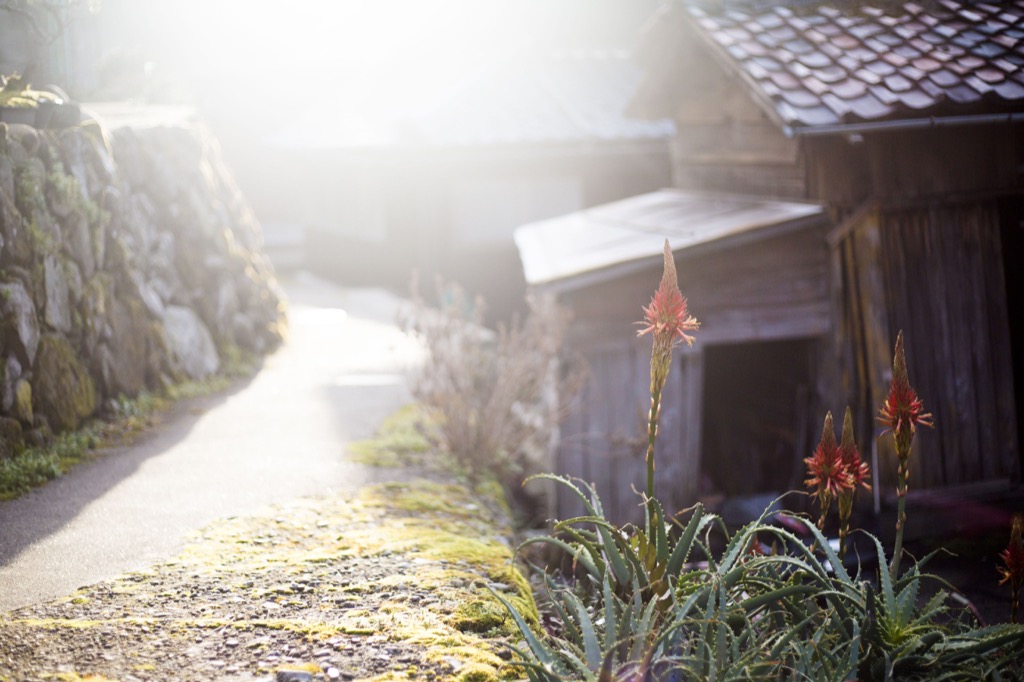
[490,244,1024,680]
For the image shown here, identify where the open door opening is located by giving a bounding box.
[700,339,815,500]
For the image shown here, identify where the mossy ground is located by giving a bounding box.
[0,478,538,681]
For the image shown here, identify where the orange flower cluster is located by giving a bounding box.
[805,410,871,531]
[878,331,933,441]
[637,240,699,357]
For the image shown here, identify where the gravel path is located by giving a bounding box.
[0,479,531,681]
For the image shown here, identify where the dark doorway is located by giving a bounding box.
[700,339,815,498]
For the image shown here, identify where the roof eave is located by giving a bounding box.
[531,211,829,295]
[786,111,1024,138]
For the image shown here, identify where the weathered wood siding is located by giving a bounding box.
[830,202,1020,492]
[555,223,831,523]
[806,126,1023,208]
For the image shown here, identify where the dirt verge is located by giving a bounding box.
[0,479,536,682]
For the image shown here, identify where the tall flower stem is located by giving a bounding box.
[837,406,870,564]
[878,331,932,580]
[637,240,698,503]
[645,380,663,501]
[891,447,911,579]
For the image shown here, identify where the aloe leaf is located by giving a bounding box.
[488,586,562,672]
[602,571,618,653]
[667,503,709,575]
[895,573,920,624]
[597,650,616,682]
[518,534,601,578]
[870,532,897,615]
[564,590,602,672]
[739,582,819,613]
[527,473,603,518]
[600,524,632,587]
[649,497,670,565]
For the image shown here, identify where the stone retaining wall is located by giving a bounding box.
[0,112,285,455]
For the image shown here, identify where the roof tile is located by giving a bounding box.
[865,60,898,76]
[833,78,868,98]
[899,90,939,108]
[977,67,1008,82]
[994,79,1024,98]
[821,93,851,116]
[688,0,1024,127]
[966,74,995,93]
[848,92,894,118]
[883,51,910,67]
[779,87,821,108]
[833,33,860,49]
[812,64,847,83]
[920,78,946,98]
[929,68,960,87]
[853,67,883,85]
[996,57,1021,72]
[884,73,914,92]
[870,84,902,105]
[946,83,984,102]
[973,41,1008,58]
[797,51,832,68]
[912,56,942,71]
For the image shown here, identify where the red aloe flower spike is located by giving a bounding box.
[838,407,871,493]
[837,406,869,562]
[804,412,851,530]
[637,240,699,501]
[878,331,934,439]
[999,515,1024,623]
[637,240,700,356]
[879,330,932,579]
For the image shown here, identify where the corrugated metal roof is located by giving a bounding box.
[514,189,826,286]
[267,50,674,150]
[685,0,1024,129]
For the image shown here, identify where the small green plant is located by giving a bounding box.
[493,241,1024,680]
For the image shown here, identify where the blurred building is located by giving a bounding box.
[517,0,1024,528]
[259,48,674,319]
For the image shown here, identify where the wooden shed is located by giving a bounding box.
[517,0,1024,526]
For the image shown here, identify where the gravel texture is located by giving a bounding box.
[0,479,535,682]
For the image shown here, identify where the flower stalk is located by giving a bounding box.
[999,515,1024,623]
[804,412,847,532]
[837,406,870,562]
[878,330,933,579]
[637,240,698,501]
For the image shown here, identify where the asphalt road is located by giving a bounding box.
[0,273,424,612]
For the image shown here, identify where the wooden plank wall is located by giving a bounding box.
[834,201,1020,492]
[555,224,832,522]
[878,202,1020,489]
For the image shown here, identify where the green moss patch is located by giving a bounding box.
[346,404,437,469]
[1,478,537,681]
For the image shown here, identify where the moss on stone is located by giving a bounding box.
[31,334,97,432]
[347,404,435,469]
[0,416,24,458]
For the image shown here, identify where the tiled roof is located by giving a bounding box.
[687,0,1024,129]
